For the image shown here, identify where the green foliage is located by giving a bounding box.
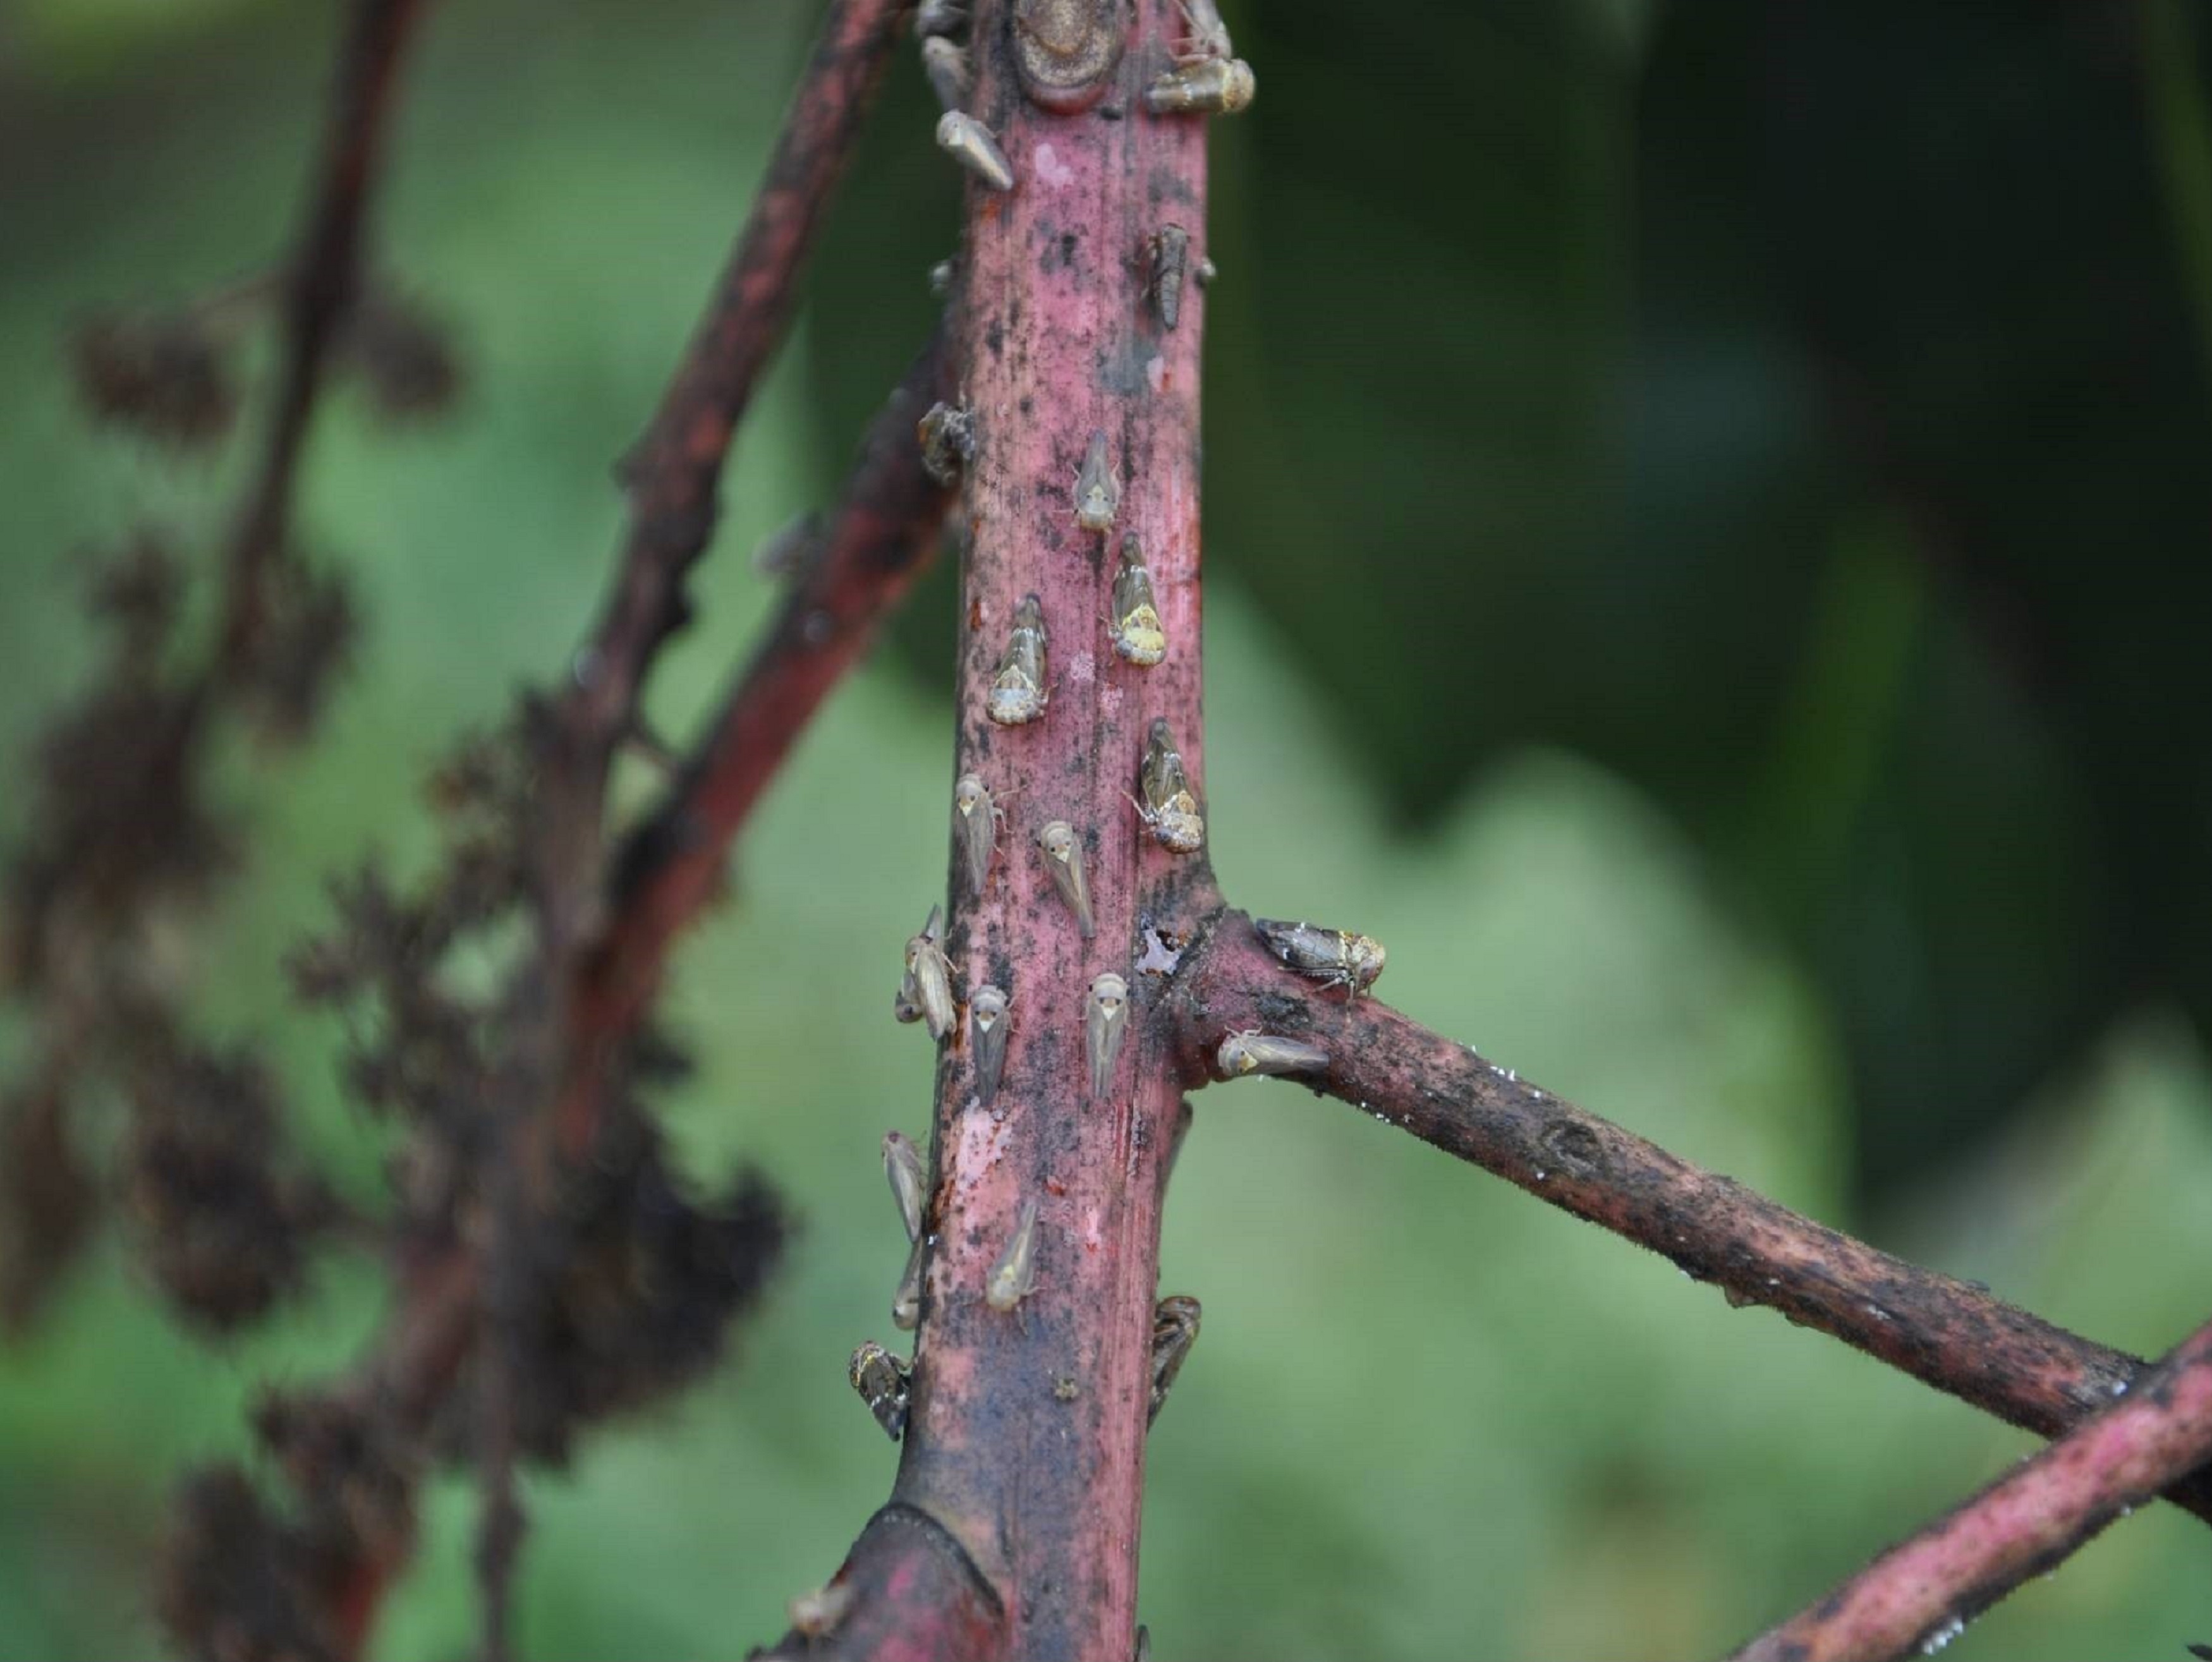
[1,1,2209,1659]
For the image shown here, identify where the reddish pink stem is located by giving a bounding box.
[1730,1317,2212,1662]
[780,5,1222,1656]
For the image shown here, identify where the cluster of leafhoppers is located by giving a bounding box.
[847,0,1384,1455]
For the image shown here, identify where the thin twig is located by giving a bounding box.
[315,364,947,1649]
[564,331,956,1153]
[1729,1316,2212,1662]
[261,4,915,1653]
[217,0,430,671]
[557,0,911,798]
[1166,905,2212,1528]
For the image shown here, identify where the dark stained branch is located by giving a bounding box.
[248,4,919,1654]
[1730,1316,2212,1662]
[558,0,912,801]
[217,0,431,670]
[1165,905,2212,1529]
[564,332,956,1153]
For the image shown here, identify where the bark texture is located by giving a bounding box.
[1165,907,2212,1527]
[873,4,1219,1656]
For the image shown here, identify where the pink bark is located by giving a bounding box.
[881,4,1217,1655]
[1730,1317,2212,1662]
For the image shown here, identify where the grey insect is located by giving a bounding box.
[883,1131,928,1329]
[883,1130,926,1242]
[1135,718,1205,854]
[1110,537,1165,666]
[1173,0,1233,63]
[1253,917,1387,999]
[902,904,957,1039]
[986,1196,1042,1314]
[936,110,1016,192]
[953,772,1004,892]
[789,1581,856,1639]
[750,509,820,581]
[1085,971,1130,1098]
[1037,819,1095,937]
[970,983,1012,1105]
[920,34,971,111]
[916,0,966,38]
[1074,427,1120,533]
[928,257,958,299]
[1215,1029,1330,1079]
[988,594,1049,725]
[916,400,976,485]
[848,1341,912,1441]
[1148,1294,1202,1425]
[1144,56,1255,116]
[892,1242,925,1331]
[1148,224,1189,331]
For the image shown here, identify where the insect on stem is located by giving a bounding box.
[936,111,1016,191]
[970,983,1011,1106]
[986,1197,1042,1315]
[1135,718,1204,852]
[1110,535,1166,667]
[953,772,1003,892]
[901,904,957,1038]
[1148,1295,1202,1424]
[1215,1030,1330,1079]
[849,1342,912,1441]
[1085,971,1130,1098]
[1074,427,1120,533]
[988,595,1049,725]
[1037,819,1095,937]
[1253,917,1387,1000]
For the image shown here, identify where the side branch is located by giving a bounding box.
[566,337,956,1147]
[1167,907,2212,1527]
[568,0,909,761]
[219,0,430,667]
[1730,1316,2212,1662]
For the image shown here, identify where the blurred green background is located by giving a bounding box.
[3,0,2211,1657]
